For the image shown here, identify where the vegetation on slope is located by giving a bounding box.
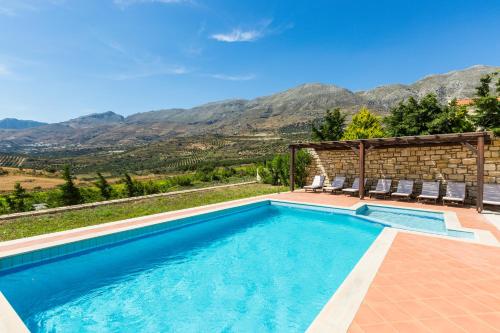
[0,165,258,215]
[0,183,286,241]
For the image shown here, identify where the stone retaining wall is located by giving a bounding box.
[306,137,500,204]
[0,181,257,222]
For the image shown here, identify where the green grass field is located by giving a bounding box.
[0,183,286,241]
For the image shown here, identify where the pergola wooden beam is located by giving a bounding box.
[359,141,365,199]
[477,135,485,212]
[290,146,296,192]
[290,132,491,150]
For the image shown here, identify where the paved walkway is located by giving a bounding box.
[349,233,500,333]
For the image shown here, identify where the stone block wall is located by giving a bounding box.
[305,137,500,204]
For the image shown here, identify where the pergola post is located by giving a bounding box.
[477,135,484,212]
[359,141,365,199]
[290,146,296,192]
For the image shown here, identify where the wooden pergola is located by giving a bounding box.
[289,132,491,212]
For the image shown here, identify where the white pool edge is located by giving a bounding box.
[0,292,29,333]
[306,228,397,333]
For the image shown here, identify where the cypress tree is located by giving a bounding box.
[60,165,82,206]
[95,172,112,200]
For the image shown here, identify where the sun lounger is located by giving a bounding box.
[417,181,440,203]
[369,179,392,198]
[342,177,367,196]
[304,175,325,192]
[443,182,466,205]
[483,184,500,206]
[323,176,346,194]
[391,180,414,201]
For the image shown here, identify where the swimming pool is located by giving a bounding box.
[356,205,474,239]
[0,202,383,332]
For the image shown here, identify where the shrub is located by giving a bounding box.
[80,187,103,203]
[171,175,194,187]
[143,180,160,195]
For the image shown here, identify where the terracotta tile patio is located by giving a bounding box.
[348,233,500,332]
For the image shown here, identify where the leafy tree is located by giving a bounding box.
[123,173,141,197]
[6,182,28,212]
[260,149,311,187]
[476,74,492,97]
[271,153,289,186]
[385,93,478,136]
[385,94,442,136]
[95,172,112,200]
[427,99,474,134]
[342,107,386,139]
[312,108,346,141]
[294,149,312,187]
[59,165,82,206]
[473,73,500,132]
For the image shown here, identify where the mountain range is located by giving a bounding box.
[0,65,498,150]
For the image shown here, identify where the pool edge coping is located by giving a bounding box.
[306,228,398,333]
[0,292,29,333]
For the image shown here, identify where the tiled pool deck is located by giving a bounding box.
[274,191,500,333]
[1,191,499,332]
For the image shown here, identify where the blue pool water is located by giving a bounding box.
[0,203,382,333]
[358,205,446,233]
[357,205,474,239]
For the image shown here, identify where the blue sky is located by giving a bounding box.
[0,0,499,123]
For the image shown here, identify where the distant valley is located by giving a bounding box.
[0,65,498,175]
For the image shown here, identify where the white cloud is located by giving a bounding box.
[210,19,292,43]
[108,65,188,80]
[211,29,263,43]
[209,73,256,81]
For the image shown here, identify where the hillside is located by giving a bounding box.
[0,65,498,150]
[0,118,47,130]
